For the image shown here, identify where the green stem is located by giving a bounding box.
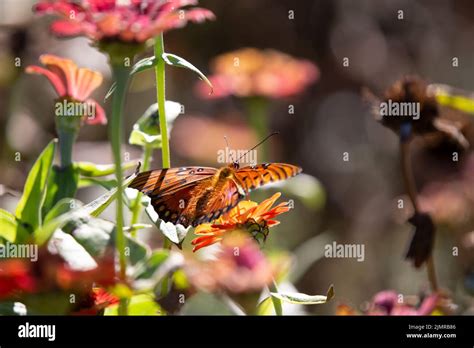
[110,63,130,315]
[269,279,283,315]
[155,34,170,169]
[57,127,77,168]
[155,34,173,298]
[130,145,153,237]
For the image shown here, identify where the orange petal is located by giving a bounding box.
[76,67,103,101]
[40,54,78,99]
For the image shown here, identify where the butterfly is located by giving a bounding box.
[129,162,302,227]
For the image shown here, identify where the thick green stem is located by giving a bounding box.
[57,127,77,168]
[130,145,153,237]
[110,63,130,315]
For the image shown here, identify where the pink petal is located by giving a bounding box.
[50,20,86,37]
[84,100,107,125]
[25,65,67,97]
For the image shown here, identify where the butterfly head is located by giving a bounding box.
[230,161,240,170]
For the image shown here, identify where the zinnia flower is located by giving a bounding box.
[33,0,215,43]
[26,54,106,125]
[337,290,440,316]
[186,233,275,294]
[196,48,319,99]
[191,192,291,252]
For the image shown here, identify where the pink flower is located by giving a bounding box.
[33,0,215,43]
[26,54,106,125]
[369,290,438,316]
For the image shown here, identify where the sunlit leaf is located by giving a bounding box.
[76,160,138,177]
[0,208,17,243]
[47,229,97,271]
[128,101,182,148]
[15,139,56,234]
[105,293,162,316]
[130,56,157,76]
[270,284,334,305]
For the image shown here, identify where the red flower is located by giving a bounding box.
[26,54,106,125]
[0,260,37,299]
[34,0,215,43]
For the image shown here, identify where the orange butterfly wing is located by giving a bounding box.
[129,167,217,226]
[234,163,302,192]
[192,177,244,226]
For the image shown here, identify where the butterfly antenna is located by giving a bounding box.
[224,135,235,163]
[235,132,279,163]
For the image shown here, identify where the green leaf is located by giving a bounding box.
[135,250,170,280]
[15,139,56,232]
[82,173,137,217]
[48,229,97,271]
[162,53,213,93]
[76,160,138,177]
[270,284,334,305]
[0,209,17,243]
[105,293,162,316]
[44,198,83,224]
[128,101,182,148]
[130,56,158,76]
[34,174,137,245]
[78,177,117,190]
[68,217,114,258]
[145,202,190,247]
[42,165,79,218]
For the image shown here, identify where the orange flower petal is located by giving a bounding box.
[76,67,103,101]
[40,54,78,98]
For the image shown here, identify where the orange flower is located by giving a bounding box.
[192,192,291,252]
[26,54,106,125]
[196,48,319,99]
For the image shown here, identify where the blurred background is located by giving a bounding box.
[1,0,474,314]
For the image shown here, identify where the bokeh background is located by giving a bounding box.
[1,0,474,314]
